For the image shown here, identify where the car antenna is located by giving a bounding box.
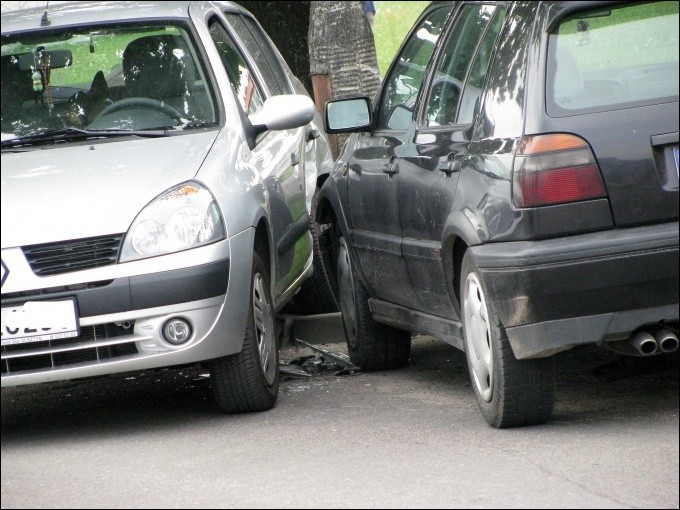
[40,1,51,26]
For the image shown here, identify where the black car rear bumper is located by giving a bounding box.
[471,222,679,359]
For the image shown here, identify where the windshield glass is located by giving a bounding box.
[1,22,218,141]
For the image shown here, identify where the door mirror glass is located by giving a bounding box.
[324,97,372,133]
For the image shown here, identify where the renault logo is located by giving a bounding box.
[1,259,7,288]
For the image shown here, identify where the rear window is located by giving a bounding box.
[546,1,679,116]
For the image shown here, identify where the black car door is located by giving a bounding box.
[397,3,507,318]
[347,4,453,307]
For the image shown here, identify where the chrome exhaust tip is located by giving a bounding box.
[630,331,658,356]
[654,329,679,353]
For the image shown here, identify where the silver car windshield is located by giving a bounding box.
[1,23,218,141]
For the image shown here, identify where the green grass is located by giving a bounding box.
[373,1,430,77]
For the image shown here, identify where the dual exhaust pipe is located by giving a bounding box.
[630,328,679,356]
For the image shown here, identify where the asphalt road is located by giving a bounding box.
[2,335,678,508]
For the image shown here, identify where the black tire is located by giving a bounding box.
[335,232,410,371]
[293,187,339,315]
[209,253,279,413]
[460,251,554,428]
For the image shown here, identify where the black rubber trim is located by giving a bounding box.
[130,258,229,310]
[1,258,230,317]
[369,298,464,351]
[277,213,310,255]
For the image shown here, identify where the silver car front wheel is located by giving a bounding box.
[253,271,276,386]
[210,253,279,413]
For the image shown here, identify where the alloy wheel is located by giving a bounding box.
[253,272,276,385]
[463,272,493,402]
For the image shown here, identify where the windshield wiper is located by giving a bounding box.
[1,127,170,148]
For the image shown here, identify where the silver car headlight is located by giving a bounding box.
[119,182,225,262]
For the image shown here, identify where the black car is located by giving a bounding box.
[316,0,679,427]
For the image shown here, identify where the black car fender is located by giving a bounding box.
[440,209,485,307]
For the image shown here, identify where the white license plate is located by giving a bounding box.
[1,299,79,346]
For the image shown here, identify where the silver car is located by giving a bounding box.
[0,1,334,413]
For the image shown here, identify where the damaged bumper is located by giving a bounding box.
[471,222,679,359]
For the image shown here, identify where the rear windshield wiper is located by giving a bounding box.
[1,127,170,148]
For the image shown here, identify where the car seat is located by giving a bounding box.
[1,55,37,123]
[122,34,196,116]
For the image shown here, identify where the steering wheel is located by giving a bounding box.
[97,97,183,122]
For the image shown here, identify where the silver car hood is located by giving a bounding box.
[1,132,218,248]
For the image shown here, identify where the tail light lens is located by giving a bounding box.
[512,133,607,208]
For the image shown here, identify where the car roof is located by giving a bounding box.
[0,1,244,33]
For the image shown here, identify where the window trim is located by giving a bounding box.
[416,2,507,132]
[370,2,457,135]
[225,12,295,96]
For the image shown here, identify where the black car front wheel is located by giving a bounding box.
[461,251,554,428]
[335,233,410,371]
[292,187,339,315]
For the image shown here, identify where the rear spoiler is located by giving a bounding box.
[546,0,630,32]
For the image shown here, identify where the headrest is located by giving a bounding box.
[122,35,195,99]
[1,55,36,103]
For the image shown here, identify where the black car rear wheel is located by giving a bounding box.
[335,233,410,371]
[461,251,554,428]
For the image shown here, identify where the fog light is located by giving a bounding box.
[162,318,192,345]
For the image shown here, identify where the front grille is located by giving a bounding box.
[1,323,138,375]
[23,234,124,276]
[2,280,112,301]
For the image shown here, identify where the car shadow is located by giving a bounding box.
[0,365,227,445]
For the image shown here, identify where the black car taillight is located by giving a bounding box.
[512,133,607,208]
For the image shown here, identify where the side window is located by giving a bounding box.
[208,20,264,115]
[224,13,292,96]
[457,6,506,125]
[424,4,497,127]
[377,6,452,131]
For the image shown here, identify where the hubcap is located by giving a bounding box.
[253,272,276,385]
[463,272,493,402]
[336,237,358,349]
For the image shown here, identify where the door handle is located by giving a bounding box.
[291,152,300,166]
[307,129,320,141]
[439,152,463,176]
[383,156,399,176]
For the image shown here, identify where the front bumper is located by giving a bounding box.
[471,222,679,359]
[1,229,256,386]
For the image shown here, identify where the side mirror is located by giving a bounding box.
[324,97,372,134]
[249,95,315,134]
